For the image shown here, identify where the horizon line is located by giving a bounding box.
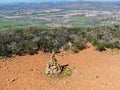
[0,0,119,4]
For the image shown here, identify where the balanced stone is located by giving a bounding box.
[45,52,62,76]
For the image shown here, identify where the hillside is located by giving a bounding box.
[0,1,120,90]
[0,44,120,90]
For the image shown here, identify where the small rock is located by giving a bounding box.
[48,82,51,85]
[96,76,99,79]
[0,66,2,68]
[37,71,42,74]
[64,81,68,84]
[73,67,76,69]
[11,78,16,83]
[30,69,34,71]
[7,79,10,82]
[6,66,9,69]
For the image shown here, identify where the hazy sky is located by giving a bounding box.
[0,0,120,3]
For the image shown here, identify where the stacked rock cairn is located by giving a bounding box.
[45,52,62,76]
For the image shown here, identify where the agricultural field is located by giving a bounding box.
[0,2,120,30]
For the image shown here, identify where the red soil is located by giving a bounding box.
[0,44,120,90]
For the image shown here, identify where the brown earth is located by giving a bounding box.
[0,44,120,90]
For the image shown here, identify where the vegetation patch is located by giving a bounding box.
[92,40,120,51]
[68,17,89,24]
[0,25,120,58]
[58,66,72,78]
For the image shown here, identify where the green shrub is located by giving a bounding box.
[113,41,120,49]
[58,67,72,78]
[72,40,86,53]
[0,25,120,58]
[92,40,120,51]
[92,40,106,51]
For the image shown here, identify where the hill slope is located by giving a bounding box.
[0,44,120,90]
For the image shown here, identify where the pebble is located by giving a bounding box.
[96,75,99,79]
[11,78,16,83]
[30,69,34,71]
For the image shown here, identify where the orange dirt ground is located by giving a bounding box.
[0,44,120,90]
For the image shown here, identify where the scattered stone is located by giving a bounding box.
[11,78,16,83]
[73,67,76,69]
[64,81,67,84]
[37,70,42,74]
[6,66,9,69]
[96,75,99,79]
[64,81,70,85]
[102,82,108,86]
[48,82,51,85]
[7,78,9,81]
[30,69,34,71]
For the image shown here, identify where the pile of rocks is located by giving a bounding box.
[45,52,62,76]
